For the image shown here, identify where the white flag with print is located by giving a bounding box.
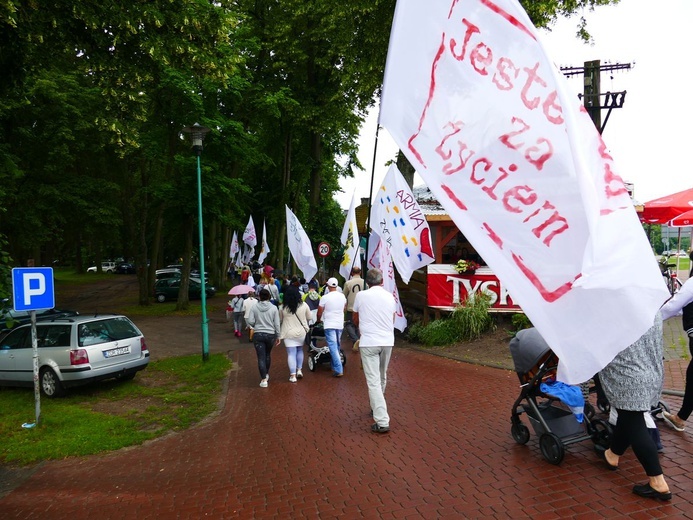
[340,192,360,281]
[243,216,257,248]
[367,232,407,332]
[379,0,668,383]
[285,205,318,283]
[230,231,240,259]
[258,220,270,264]
[371,164,435,284]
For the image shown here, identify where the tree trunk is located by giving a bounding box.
[176,215,194,311]
[397,151,416,188]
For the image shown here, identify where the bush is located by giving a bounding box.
[510,313,532,334]
[407,292,495,346]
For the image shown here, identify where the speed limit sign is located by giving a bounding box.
[318,242,331,257]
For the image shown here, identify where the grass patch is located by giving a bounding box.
[0,353,231,465]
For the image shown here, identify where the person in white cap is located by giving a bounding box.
[317,277,347,377]
[353,268,396,434]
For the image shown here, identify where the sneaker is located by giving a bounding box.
[296,369,303,379]
[662,411,685,432]
[371,423,390,434]
[289,375,297,383]
[353,340,360,352]
[259,378,268,388]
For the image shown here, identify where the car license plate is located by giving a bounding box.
[103,346,131,358]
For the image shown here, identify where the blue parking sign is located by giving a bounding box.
[12,267,55,311]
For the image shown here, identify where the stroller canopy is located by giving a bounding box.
[509,328,552,375]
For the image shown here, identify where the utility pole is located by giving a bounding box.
[560,60,632,134]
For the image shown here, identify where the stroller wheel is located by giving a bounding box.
[651,400,669,421]
[584,403,596,421]
[589,418,613,451]
[511,422,530,445]
[339,349,347,367]
[308,356,316,372]
[597,397,610,415]
[539,433,565,465]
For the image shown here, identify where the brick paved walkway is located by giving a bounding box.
[1,339,691,519]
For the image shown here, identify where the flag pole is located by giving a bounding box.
[363,124,381,290]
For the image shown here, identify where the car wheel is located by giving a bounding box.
[156,294,166,303]
[40,367,65,398]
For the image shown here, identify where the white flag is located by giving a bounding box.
[339,192,360,281]
[285,205,318,282]
[243,216,257,248]
[367,231,408,332]
[380,0,668,383]
[258,220,270,264]
[371,164,435,284]
[230,231,240,259]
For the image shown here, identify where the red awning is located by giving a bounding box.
[670,209,693,227]
[640,187,693,224]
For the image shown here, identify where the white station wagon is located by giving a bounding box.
[0,315,149,397]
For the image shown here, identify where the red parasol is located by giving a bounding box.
[640,187,693,224]
[670,209,693,227]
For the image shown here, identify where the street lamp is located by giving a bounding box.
[181,123,211,361]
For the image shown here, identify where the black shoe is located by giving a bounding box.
[632,483,672,501]
[371,423,390,434]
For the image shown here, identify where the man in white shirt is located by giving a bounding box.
[317,277,347,377]
[353,268,396,434]
[242,291,258,341]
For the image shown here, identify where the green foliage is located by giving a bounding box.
[408,293,495,346]
[0,353,231,465]
[511,313,533,334]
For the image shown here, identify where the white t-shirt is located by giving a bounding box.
[353,285,395,347]
[318,290,347,329]
[243,297,258,319]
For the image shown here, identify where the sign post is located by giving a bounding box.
[12,267,55,428]
[317,242,330,280]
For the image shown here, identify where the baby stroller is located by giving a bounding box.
[509,328,612,465]
[306,322,347,372]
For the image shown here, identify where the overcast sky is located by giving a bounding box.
[338,0,692,209]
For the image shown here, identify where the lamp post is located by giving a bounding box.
[181,123,211,361]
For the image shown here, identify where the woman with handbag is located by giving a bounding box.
[280,286,312,383]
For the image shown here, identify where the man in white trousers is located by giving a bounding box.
[352,268,396,434]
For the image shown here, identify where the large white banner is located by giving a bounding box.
[258,220,270,264]
[371,164,435,284]
[380,0,669,383]
[340,192,360,281]
[285,205,318,283]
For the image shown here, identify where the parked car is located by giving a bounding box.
[115,262,136,274]
[87,261,117,273]
[154,277,216,303]
[155,267,181,280]
[0,314,149,397]
[1,302,79,334]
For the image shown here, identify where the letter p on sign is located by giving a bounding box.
[12,267,55,311]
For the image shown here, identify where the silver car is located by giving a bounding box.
[0,315,149,397]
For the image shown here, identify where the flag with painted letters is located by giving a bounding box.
[243,216,257,248]
[230,231,240,259]
[367,231,408,332]
[371,164,435,284]
[379,0,668,383]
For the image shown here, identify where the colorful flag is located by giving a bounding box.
[371,164,435,284]
[379,0,668,383]
[367,231,408,332]
[230,231,240,259]
[285,205,318,282]
[258,220,270,264]
[243,216,257,248]
[339,192,360,281]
